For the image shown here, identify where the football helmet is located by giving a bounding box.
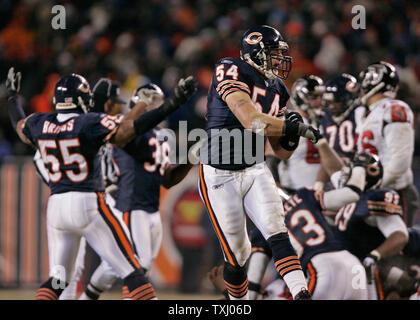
[240,25,292,80]
[332,154,383,191]
[363,154,383,190]
[53,74,94,113]
[358,61,399,104]
[323,73,359,122]
[92,78,125,113]
[290,75,325,125]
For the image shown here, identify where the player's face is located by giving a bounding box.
[327,100,345,116]
[268,48,291,79]
[307,93,323,111]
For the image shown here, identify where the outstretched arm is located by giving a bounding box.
[110,77,197,147]
[316,137,344,177]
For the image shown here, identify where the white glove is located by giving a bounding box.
[137,84,164,109]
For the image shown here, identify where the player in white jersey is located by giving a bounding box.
[357,61,419,227]
[277,75,325,191]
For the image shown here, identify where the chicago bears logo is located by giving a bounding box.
[245,32,263,45]
[345,80,359,93]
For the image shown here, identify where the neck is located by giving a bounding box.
[367,94,386,107]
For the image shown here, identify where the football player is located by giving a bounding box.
[5,67,197,300]
[319,73,365,160]
[277,75,325,191]
[331,156,409,300]
[357,61,419,227]
[246,142,371,300]
[199,24,322,300]
[79,83,194,300]
[60,77,127,300]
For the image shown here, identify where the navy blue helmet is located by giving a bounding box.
[358,61,399,104]
[323,73,359,117]
[240,25,292,80]
[364,154,383,190]
[53,74,93,113]
[92,78,125,113]
[129,83,164,109]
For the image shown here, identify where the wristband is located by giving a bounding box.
[279,135,300,151]
[369,250,381,261]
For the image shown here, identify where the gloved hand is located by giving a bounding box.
[137,83,165,109]
[353,152,373,169]
[6,67,21,97]
[285,111,304,124]
[279,111,304,150]
[363,251,380,284]
[173,76,198,106]
[162,76,198,115]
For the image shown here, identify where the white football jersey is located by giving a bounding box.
[357,97,414,189]
[278,116,321,190]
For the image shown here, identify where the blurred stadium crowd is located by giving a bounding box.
[1,0,420,159]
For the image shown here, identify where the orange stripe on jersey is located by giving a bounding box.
[97,192,141,269]
[217,81,251,94]
[216,80,250,94]
[199,164,236,266]
[219,84,251,98]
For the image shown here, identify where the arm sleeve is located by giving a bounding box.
[382,122,414,187]
[83,113,121,147]
[376,214,408,238]
[322,187,361,211]
[214,60,251,101]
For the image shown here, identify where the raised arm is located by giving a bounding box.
[110,76,197,147]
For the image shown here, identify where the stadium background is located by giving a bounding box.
[0,0,419,299]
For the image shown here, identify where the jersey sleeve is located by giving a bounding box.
[366,189,404,217]
[21,113,43,145]
[383,100,414,125]
[213,59,252,101]
[122,135,148,162]
[81,113,122,147]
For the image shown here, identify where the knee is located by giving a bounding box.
[233,240,251,267]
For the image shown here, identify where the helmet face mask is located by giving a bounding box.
[291,75,324,122]
[241,25,293,80]
[358,61,399,104]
